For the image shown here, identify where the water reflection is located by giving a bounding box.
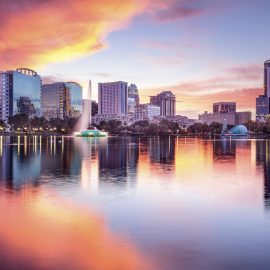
[256,140,270,211]
[1,136,270,269]
[0,187,152,270]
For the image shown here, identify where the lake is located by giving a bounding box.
[0,136,270,270]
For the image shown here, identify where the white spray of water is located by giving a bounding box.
[74,80,92,131]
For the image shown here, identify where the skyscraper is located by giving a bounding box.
[256,60,270,121]
[41,82,82,120]
[264,59,270,96]
[17,97,36,117]
[41,82,71,120]
[65,82,83,118]
[128,84,139,105]
[150,91,176,117]
[0,68,41,121]
[98,81,128,117]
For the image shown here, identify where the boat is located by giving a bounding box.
[74,127,108,137]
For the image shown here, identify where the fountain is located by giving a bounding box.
[74,80,108,137]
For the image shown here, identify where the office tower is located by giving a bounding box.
[41,82,71,120]
[213,102,236,114]
[135,104,160,120]
[98,81,128,117]
[256,60,270,121]
[17,97,36,117]
[0,72,10,121]
[128,84,139,105]
[65,82,83,118]
[264,59,270,96]
[0,68,41,121]
[128,97,136,118]
[150,91,176,117]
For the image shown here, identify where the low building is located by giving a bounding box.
[256,95,270,121]
[135,104,160,121]
[199,102,251,125]
[199,111,236,125]
[235,111,251,125]
[213,102,236,114]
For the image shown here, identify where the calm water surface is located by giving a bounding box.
[0,136,270,270]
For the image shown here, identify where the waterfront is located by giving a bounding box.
[1,136,270,269]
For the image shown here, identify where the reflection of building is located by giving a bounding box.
[98,138,139,186]
[98,138,127,180]
[150,91,176,117]
[65,82,82,118]
[135,104,160,121]
[17,96,36,117]
[213,139,236,162]
[149,137,175,164]
[98,81,128,119]
[0,136,41,189]
[0,68,41,121]
[256,140,270,211]
[41,82,71,119]
[199,102,251,125]
[256,60,270,121]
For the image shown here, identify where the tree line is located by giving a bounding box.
[1,114,270,136]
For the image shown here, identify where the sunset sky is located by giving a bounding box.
[0,0,270,118]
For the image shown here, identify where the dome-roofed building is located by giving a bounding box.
[228,124,248,135]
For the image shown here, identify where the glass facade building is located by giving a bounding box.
[65,82,83,118]
[0,68,41,121]
[41,82,82,119]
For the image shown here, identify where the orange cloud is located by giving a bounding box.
[0,0,148,69]
[141,64,262,117]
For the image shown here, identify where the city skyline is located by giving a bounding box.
[1,0,269,118]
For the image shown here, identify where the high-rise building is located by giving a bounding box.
[256,60,270,121]
[17,97,36,117]
[0,68,41,121]
[98,81,128,117]
[65,82,82,118]
[41,82,71,120]
[128,84,139,105]
[135,104,160,120]
[128,97,136,118]
[264,59,270,96]
[41,82,82,119]
[150,91,176,117]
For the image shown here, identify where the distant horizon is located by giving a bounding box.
[1,0,269,118]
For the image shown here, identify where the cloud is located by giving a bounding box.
[141,63,262,118]
[0,0,148,69]
[149,0,213,22]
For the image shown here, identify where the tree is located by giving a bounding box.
[8,114,29,130]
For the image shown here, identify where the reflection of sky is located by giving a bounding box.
[1,137,270,269]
